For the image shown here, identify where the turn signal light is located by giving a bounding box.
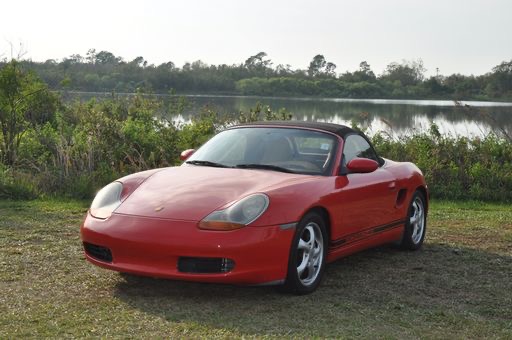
[198,221,245,231]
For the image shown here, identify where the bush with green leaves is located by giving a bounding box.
[0,164,39,199]
[4,84,293,199]
[372,124,512,202]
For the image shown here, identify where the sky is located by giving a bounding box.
[1,0,511,76]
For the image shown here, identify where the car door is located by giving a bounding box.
[331,134,399,244]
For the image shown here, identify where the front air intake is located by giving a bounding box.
[178,257,235,273]
[83,242,113,263]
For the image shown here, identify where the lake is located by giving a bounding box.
[182,95,512,138]
[66,92,512,138]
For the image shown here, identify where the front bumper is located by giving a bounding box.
[80,212,295,285]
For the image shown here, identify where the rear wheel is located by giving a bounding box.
[281,212,327,294]
[400,191,427,250]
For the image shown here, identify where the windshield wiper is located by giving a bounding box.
[235,163,296,174]
[186,160,231,168]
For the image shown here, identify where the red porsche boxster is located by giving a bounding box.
[81,121,428,294]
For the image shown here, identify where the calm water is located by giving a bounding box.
[66,92,512,138]
[181,95,512,138]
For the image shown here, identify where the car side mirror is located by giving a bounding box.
[346,158,379,173]
[180,149,196,161]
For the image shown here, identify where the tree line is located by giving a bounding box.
[2,50,511,100]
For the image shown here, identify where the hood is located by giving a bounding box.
[114,165,312,221]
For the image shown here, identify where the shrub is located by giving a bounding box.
[0,165,39,199]
[372,125,512,202]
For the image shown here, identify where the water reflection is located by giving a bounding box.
[63,92,512,138]
[182,95,512,137]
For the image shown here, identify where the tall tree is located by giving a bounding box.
[486,60,512,97]
[325,62,337,76]
[308,55,336,77]
[244,52,273,76]
[381,59,426,86]
[359,61,375,79]
[308,54,326,77]
[131,56,147,68]
[86,48,96,64]
[345,61,376,82]
[95,51,121,65]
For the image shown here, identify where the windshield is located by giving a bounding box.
[185,127,338,175]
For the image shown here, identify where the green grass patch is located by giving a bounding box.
[1,199,511,338]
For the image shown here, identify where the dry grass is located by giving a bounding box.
[0,199,511,338]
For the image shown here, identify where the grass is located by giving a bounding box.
[0,199,511,338]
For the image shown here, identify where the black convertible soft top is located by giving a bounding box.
[234,121,357,139]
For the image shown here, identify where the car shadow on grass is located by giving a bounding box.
[113,243,512,337]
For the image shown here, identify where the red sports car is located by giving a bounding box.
[81,121,428,294]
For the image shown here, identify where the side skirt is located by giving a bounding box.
[327,220,405,262]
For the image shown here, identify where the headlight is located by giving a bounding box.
[90,182,123,219]
[199,194,269,231]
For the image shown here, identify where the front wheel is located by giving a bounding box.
[400,190,427,250]
[281,212,327,294]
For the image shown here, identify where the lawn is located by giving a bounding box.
[0,199,511,338]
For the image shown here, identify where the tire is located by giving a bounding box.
[400,190,427,250]
[281,212,328,294]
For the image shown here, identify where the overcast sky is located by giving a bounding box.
[1,0,511,76]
